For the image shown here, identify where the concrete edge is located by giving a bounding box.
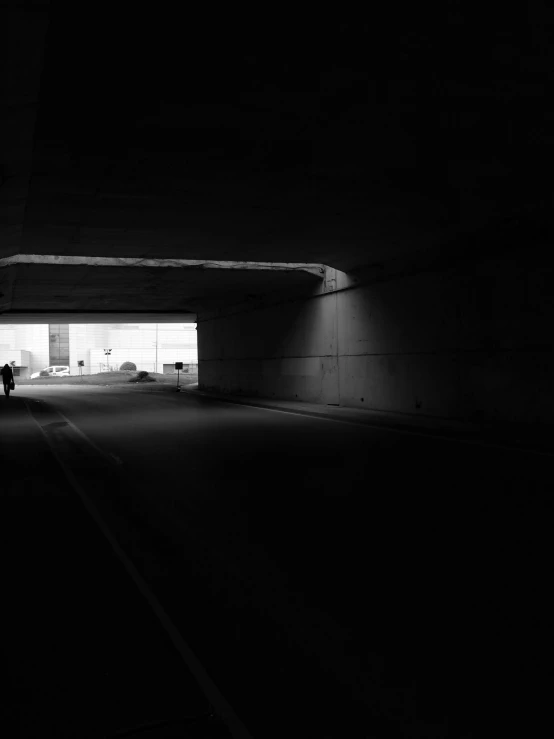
[179,385,474,436]
[0,253,326,279]
[180,385,554,456]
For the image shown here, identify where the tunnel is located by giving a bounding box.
[1,4,551,738]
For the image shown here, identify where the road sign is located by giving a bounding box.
[175,362,183,390]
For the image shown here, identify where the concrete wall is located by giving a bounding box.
[198,249,554,426]
[198,287,340,404]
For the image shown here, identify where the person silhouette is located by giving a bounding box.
[1,363,14,397]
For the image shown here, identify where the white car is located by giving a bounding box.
[30,365,71,379]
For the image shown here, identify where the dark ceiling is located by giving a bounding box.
[2,2,554,278]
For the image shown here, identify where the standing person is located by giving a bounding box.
[1,363,14,397]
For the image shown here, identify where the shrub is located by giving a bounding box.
[120,361,137,371]
[129,370,155,383]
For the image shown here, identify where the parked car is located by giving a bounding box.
[30,365,70,379]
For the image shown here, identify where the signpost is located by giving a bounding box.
[78,360,84,377]
[175,362,183,391]
[104,348,112,372]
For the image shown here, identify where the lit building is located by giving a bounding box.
[0,323,197,376]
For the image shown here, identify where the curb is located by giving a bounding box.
[179,386,472,436]
[180,386,554,456]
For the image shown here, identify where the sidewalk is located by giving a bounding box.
[181,384,554,455]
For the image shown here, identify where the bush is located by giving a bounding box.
[120,361,137,371]
[129,370,156,383]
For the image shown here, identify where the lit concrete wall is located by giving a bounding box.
[338,253,553,425]
[198,291,339,404]
[198,251,554,426]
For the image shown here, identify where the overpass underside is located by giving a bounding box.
[2,5,553,429]
[2,246,552,428]
[0,254,325,322]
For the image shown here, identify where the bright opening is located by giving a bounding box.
[0,323,198,380]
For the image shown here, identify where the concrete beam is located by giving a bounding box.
[0,254,326,279]
[0,312,197,324]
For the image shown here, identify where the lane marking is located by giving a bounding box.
[55,410,124,466]
[22,399,253,739]
[24,400,123,467]
[183,390,554,458]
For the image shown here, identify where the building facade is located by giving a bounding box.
[0,325,50,377]
[0,323,197,376]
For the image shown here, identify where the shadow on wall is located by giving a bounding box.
[198,255,554,425]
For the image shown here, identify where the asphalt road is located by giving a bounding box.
[1,386,550,738]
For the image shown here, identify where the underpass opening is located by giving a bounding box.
[0,319,198,381]
[0,253,327,389]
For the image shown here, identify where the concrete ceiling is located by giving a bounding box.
[1,3,553,317]
[0,255,324,317]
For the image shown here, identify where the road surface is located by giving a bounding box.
[1,385,549,738]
